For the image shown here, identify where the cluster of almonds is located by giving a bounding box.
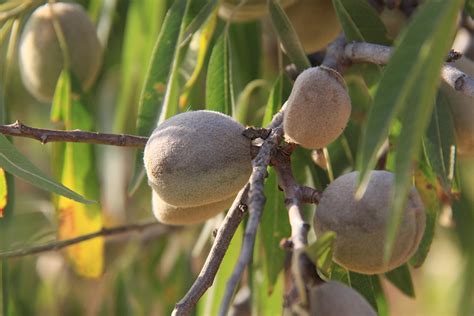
[16,0,470,312]
[143,65,426,312]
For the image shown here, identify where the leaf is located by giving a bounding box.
[259,169,290,291]
[0,134,91,204]
[371,276,389,316]
[180,0,218,46]
[410,165,441,267]
[422,91,456,190]
[348,271,378,312]
[385,264,415,297]
[354,0,463,260]
[197,224,243,315]
[262,75,283,126]
[1,259,8,316]
[305,231,336,275]
[129,0,188,194]
[268,0,310,72]
[332,0,390,44]
[0,169,6,218]
[113,0,168,133]
[206,31,233,115]
[180,9,218,107]
[466,0,474,19]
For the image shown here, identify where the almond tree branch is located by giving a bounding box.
[345,42,474,97]
[0,221,171,259]
[172,185,250,316]
[0,121,148,147]
[217,107,286,316]
[273,145,322,311]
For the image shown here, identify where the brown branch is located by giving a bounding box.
[218,107,286,316]
[344,42,474,97]
[272,146,322,312]
[0,121,148,147]
[0,221,171,259]
[171,185,250,316]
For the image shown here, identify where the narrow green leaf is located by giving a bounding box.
[262,75,283,126]
[371,276,389,316]
[466,0,474,19]
[422,92,456,190]
[0,135,91,204]
[180,0,218,46]
[129,0,188,193]
[268,0,310,72]
[305,231,336,275]
[385,264,415,297]
[260,169,290,290]
[348,271,378,312]
[330,263,350,285]
[354,0,463,260]
[332,0,390,44]
[206,32,232,115]
[410,164,440,267]
[357,0,463,197]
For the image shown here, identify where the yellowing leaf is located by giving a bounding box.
[0,169,6,218]
[57,142,103,278]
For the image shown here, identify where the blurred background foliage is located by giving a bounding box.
[0,0,472,315]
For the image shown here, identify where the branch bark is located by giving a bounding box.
[0,121,148,147]
[217,108,286,316]
[172,185,249,316]
[345,42,474,97]
[0,221,170,259]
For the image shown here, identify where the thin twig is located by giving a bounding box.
[218,111,286,316]
[0,221,169,259]
[0,121,148,147]
[172,185,250,316]
[345,42,474,97]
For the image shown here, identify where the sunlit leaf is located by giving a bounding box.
[385,264,415,297]
[268,0,310,72]
[354,0,463,260]
[0,169,6,218]
[180,9,218,108]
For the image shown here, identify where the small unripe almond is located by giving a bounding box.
[283,66,351,149]
[152,191,235,226]
[218,0,297,22]
[144,110,252,208]
[314,171,425,274]
[285,0,341,53]
[19,3,102,102]
[440,56,474,157]
[310,281,377,316]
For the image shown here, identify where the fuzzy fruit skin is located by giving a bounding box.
[285,0,341,53]
[310,281,377,316]
[152,191,235,225]
[218,0,297,22]
[440,57,474,157]
[19,3,102,102]
[314,171,425,274]
[283,66,351,149]
[144,110,252,208]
